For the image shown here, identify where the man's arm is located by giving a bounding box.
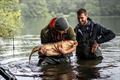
[96,24,116,44]
[58,41,78,54]
[68,27,76,41]
[58,27,77,54]
[91,24,115,53]
[40,26,49,44]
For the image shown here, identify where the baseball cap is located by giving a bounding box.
[55,17,69,31]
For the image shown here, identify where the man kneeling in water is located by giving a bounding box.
[29,40,78,63]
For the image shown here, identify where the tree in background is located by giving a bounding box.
[20,0,120,18]
[99,0,120,16]
[84,0,101,16]
[0,0,22,38]
[20,0,51,18]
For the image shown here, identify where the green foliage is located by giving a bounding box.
[20,0,52,18]
[100,0,120,16]
[0,0,22,38]
[46,0,61,16]
[20,0,120,18]
[84,0,101,16]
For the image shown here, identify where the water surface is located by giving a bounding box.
[0,35,120,80]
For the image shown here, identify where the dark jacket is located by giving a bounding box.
[41,26,76,43]
[74,18,115,59]
[38,25,76,65]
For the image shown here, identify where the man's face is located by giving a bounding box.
[57,30,65,34]
[78,13,88,26]
[56,29,67,34]
[55,28,68,34]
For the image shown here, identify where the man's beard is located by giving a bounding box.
[80,21,86,26]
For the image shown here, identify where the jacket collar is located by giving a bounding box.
[76,18,94,36]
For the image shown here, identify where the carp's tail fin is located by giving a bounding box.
[29,46,39,64]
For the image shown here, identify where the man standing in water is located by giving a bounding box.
[74,8,115,60]
[38,17,77,66]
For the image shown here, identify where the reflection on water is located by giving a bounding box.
[76,59,102,79]
[40,63,76,80]
[0,35,120,80]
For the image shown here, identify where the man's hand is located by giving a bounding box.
[39,46,47,54]
[91,41,100,53]
[54,44,67,54]
[72,41,78,47]
[58,45,67,54]
[56,41,78,54]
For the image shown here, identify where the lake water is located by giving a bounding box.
[0,16,120,80]
[22,16,120,35]
[0,35,120,80]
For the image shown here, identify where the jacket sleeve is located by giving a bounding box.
[96,24,116,44]
[40,27,49,44]
[68,27,76,41]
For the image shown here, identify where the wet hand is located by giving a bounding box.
[54,44,66,54]
[58,45,67,54]
[73,41,78,47]
[91,41,100,53]
[39,46,47,54]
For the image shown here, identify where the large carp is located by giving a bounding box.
[29,40,78,63]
